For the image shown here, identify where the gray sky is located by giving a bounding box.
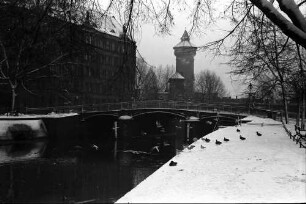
[99,0,246,98]
[136,13,246,98]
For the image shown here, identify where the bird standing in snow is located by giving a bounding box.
[200,145,206,149]
[256,131,262,136]
[187,145,195,150]
[203,138,210,142]
[236,128,241,132]
[169,161,177,166]
[215,140,222,145]
[224,137,229,142]
[240,135,246,140]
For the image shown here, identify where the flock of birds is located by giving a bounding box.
[211,128,262,146]
[169,127,263,167]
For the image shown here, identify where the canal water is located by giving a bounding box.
[0,138,175,203]
[0,115,237,203]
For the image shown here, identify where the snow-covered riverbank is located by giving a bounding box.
[116,116,306,203]
[0,112,78,119]
[0,113,78,140]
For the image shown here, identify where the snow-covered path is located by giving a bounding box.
[116,116,306,203]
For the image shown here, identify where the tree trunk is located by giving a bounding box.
[281,83,288,123]
[296,93,300,127]
[302,89,305,129]
[11,86,17,114]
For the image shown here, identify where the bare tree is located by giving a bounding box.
[99,0,306,51]
[229,10,302,123]
[155,64,175,92]
[142,68,159,100]
[249,0,306,49]
[135,56,149,99]
[195,70,227,102]
[0,0,104,113]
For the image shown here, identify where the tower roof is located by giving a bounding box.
[169,72,185,80]
[181,30,190,41]
[174,30,197,48]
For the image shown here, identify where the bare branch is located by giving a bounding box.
[250,0,306,49]
[199,5,253,53]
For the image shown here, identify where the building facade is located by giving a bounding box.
[168,72,185,100]
[0,13,137,111]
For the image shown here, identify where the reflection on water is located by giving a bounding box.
[0,141,47,163]
[0,138,174,203]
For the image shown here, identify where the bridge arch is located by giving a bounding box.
[132,110,187,119]
[82,113,118,121]
[200,115,238,120]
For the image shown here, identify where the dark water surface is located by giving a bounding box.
[0,114,236,203]
[0,139,174,203]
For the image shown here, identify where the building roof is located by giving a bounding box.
[78,10,125,38]
[173,30,197,48]
[181,30,190,41]
[170,72,185,79]
[97,15,123,37]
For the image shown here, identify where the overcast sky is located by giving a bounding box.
[99,0,247,98]
[135,11,246,98]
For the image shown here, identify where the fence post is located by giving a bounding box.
[186,122,190,143]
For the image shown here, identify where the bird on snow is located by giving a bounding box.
[215,140,222,145]
[224,137,230,142]
[236,128,241,132]
[200,145,206,149]
[169,161,177,166]
[240,135,246,140]
[256,131,262,136]
[202,137,210,142]
[187,145,195,150]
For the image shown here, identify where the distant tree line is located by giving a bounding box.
[136,57,227,101]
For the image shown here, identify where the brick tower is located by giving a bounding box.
[173,30,197,99]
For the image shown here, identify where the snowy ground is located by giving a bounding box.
[0,112,78,119]
[116,116,306,203]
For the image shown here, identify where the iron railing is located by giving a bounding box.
[24,100,283,120]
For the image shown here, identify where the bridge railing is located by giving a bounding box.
[24,100,283,120]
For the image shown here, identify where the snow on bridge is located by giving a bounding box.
[116,116,306,203]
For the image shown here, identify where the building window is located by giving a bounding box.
[112,42,115,51]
